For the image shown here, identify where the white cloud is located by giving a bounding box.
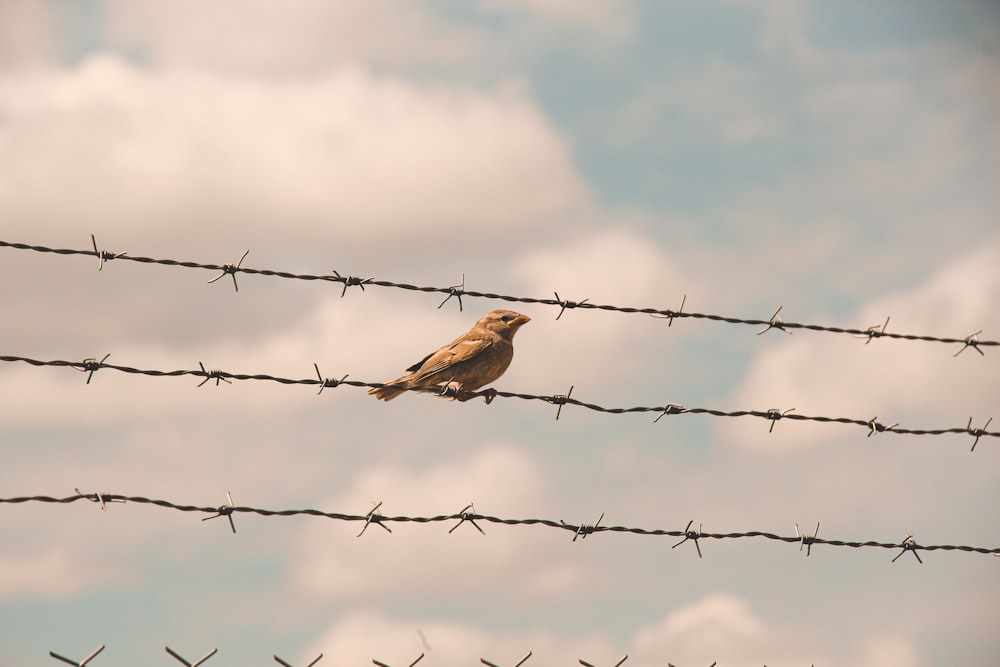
[104,0,481,74]
[511,226,694,390]
[723,235,1000,452]
[0,55,590,247]
[630,593,925,667]
[0,0,54,69]
[304,609,614,667]
[0,549,130,598]
[301,594,925,667]
[291,445,596,601]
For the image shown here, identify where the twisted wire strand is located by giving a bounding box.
[1,239,994,350]
[1,354,996,443]
[3,493,997,556]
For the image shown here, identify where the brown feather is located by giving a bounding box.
[369,310,530,401]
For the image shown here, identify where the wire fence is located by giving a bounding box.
[48,643,719,666]
[1,237,994,353]
[4,492,997,561]
[1,354,995,447]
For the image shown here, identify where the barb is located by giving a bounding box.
[551,385,574,421]
[373,653,423,667]
[967,416,993,452]
[206,249,249,292]
[650,294,686,327]
[766,407,795,433]
[3,354,997,445]
[562,511,604,542]
[90,234,126,271]
[201,492,236,533]
[74,488,125,511]
[449,503,485,535]
[554,292,589,320]
[275,654,323,667]
[891,535,924,564]
[197,362,231,387]
[672,520,704,558]
[77,353,110,385]
[49,645,105,666]
[438,273,465,311]
[165,646,218,667]
[4,238,996,349]
[755,305,792,336]
[358,501,391,537]
[580,656,627,667]
[4,493,998,558]
[331,270,374,298]
[854,316,890,344]
[313,363,348,395]
[953,329,985,357]
[795,522,821,557]
[482,652,532,667]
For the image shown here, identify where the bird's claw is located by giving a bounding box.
[444,386,495,403]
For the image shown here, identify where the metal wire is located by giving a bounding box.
[1,238,994,352]
[5,492,997,558]
[0,354,995,445]
[40,644,733,666]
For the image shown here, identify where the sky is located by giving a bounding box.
[1,1,999,665]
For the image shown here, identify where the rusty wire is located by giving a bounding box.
[5,492,997,559]
[0,354,995,446]
[1,238,994,352]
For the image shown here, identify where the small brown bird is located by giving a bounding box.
[369,309,531,402]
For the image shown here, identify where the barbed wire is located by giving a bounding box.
[5,492,997,560]
[1,354,996,446]
[1,238,994,353]
[42,643,749,666]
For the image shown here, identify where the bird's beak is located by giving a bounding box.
[513,314,531,326]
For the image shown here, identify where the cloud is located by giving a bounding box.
[301,594,924,667]
[510,226,694,390]
[0,549,130,599]
[304,609,614,666]
[103,0,482,74]
[632,593,924,667]
[291,445,596,601]
[722,235,1000,452]
[0,0,55,69]
[0,51,595,403]
[0,55,589,247]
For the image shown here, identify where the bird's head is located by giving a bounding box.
[478,309,531,340]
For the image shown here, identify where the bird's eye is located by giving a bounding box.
[500,315,513,322]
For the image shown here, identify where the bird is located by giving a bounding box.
[368,309,531,402]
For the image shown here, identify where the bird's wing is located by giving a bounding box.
[405,351,435,374]
[408,335,494,383]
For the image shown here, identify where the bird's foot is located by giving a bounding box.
[438,382,463,400]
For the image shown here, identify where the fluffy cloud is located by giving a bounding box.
[723,235,1000,451]
[301,594,923,667]
[511,226,693,390]
[0,0,55,69]
[304,609,613,667]
[291,445,597,601]
[103,0,481,74]
[0,55,589,247]
[0,549,130,598]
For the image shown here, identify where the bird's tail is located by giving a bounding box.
[368,378,410,401]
